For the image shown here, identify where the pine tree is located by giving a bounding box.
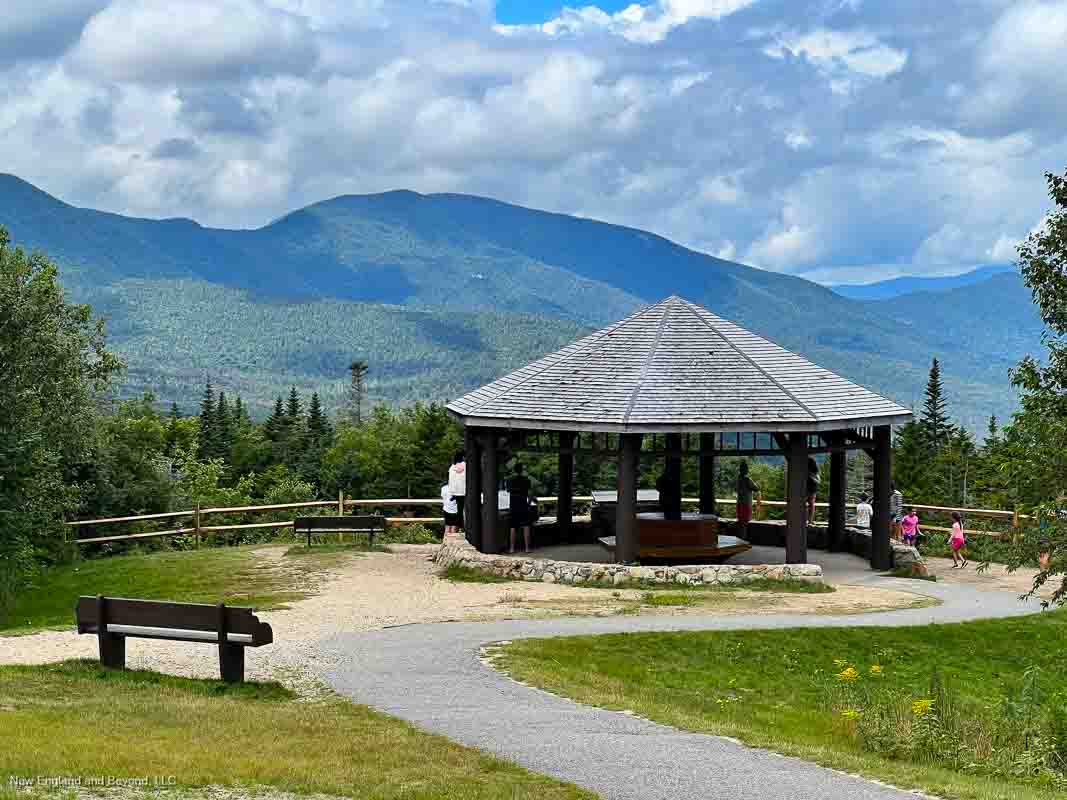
[233,396,245,426]
[286,386,302,420]
[265,396,285,442]
[307,392,331,443]
[921,358,951,451]
[165,402,182,457]
[345,360,370,426]
[198,382,217,459]
[216,391,232,460]
[984,414,999,448]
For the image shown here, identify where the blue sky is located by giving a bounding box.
[1,0,1064,284]
[495,1,632,24]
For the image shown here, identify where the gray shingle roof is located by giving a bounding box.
[448,296,913,433]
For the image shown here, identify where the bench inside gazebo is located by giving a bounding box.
[447,296,912,570]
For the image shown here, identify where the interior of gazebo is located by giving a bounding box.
[448,297,912,570]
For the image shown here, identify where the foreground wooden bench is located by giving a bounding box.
[75,595,273,683]
[294,514,386,547]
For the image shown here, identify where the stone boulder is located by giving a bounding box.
[891,543,929,577]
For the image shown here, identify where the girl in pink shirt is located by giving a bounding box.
[950,511,967,568]
[900,508,920,546]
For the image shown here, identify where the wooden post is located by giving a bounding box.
[96,595,125,670]
[194,502,202,549]
[217,603,245,683]
[616,433,643,564]
[699,433,716,515]
[786,433,809,564]
[337,490,345,542]
[482,431,500,554]
[828,448,846,552]
[1013,506,1020,530]
[663,433,682,520]
[871,425,893,571]
[558,431,575,542]
[465,427,483,550]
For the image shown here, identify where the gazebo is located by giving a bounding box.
[447,296,912,569]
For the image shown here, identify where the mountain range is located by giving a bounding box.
[0,173,1045,427]
[831,265,1017,300]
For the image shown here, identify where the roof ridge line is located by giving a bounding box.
[623,299,672,425]
[458,301,665,417]
[677,300,820,422]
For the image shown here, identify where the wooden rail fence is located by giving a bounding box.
[66,493,1029,546]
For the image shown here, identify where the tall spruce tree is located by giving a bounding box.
[198,382,217,459]
[215,391,233,460]
[265,396,285,442]
[286,386,302,420]
[307,392,331,443]
[921,358,951,450]
[345,360,370,426]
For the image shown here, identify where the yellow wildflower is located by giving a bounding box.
[837,666,860,682]
[869,665,883,675]
[840,708,862,720]
[912,698,935,716]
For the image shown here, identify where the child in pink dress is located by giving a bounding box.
[950,511,967,568]
[900,508,920,546]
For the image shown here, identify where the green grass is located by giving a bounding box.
[497,611,1067,800]
[639,592,698,607]
[1,545,350,634]
[442,563,513,583]
[0,660,592,799]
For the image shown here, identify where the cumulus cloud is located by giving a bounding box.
[495,0,759,43]
[0,0,1062,282]
[70,0,319,84]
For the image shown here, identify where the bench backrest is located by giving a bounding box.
[75,596,273,646]
[293,515,386,531]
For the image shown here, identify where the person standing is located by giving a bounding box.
[890,482,904,540]
[900,507,921,547]
[440,484,460,535]
[855,493,874,529]
[950,511,967,568]
[806,456,820,520]
[448,451,466,531]
[508,462,534,554]
[736,460,760,539]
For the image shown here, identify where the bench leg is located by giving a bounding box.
[99,633,126,670]
[219,643,245,683]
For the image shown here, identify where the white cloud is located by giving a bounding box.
[495,0,758,44]
[764,27,907,89]
[70,0,319,84]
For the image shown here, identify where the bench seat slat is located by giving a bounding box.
[106,624,254,644]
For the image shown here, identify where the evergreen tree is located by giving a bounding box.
[921,358,951,450]
[233,396,245,426]
[893,419,931,501]
[345,360,370,426]
[164,402,182,457]
[286,386,302,420]
[264,397,285,442]
[307,392,331,443]
[215,391,233,460]
[984,414,999,449]
[198,382,217,459]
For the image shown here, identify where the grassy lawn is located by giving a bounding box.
[2,545,360,634]
[497,611,1067,800]
[0,660,592,800]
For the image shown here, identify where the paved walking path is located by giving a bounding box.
[322,552,1041,800]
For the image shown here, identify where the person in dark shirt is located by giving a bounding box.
[508,463,534,554]
[736,460,760,538]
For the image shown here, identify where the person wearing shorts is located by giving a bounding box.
[890,483,904,540]
[447,452,466,531]
[508,463,533,554]
[736,460,759,538]
[900,507,920,546]
[950,511,967,568]
[441,484,460,535]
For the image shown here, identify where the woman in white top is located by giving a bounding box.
[447,451,466,530]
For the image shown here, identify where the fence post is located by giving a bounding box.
[194,502,201,549]
[338,490,345,516]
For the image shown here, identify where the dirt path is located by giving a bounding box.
[0,544,930,687]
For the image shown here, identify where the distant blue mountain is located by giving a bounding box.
[830,265,1016,300]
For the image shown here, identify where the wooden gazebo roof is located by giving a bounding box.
[448,296,911,433]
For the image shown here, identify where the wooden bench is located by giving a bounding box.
[75,595,273,682]
[293,515,386,547]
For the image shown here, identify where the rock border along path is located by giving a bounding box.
[322,549,1041,800]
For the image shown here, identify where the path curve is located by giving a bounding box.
[321,557,1042,800]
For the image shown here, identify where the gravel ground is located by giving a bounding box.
[0,544,928,688]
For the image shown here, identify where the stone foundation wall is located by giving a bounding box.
[436,536,822,586]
